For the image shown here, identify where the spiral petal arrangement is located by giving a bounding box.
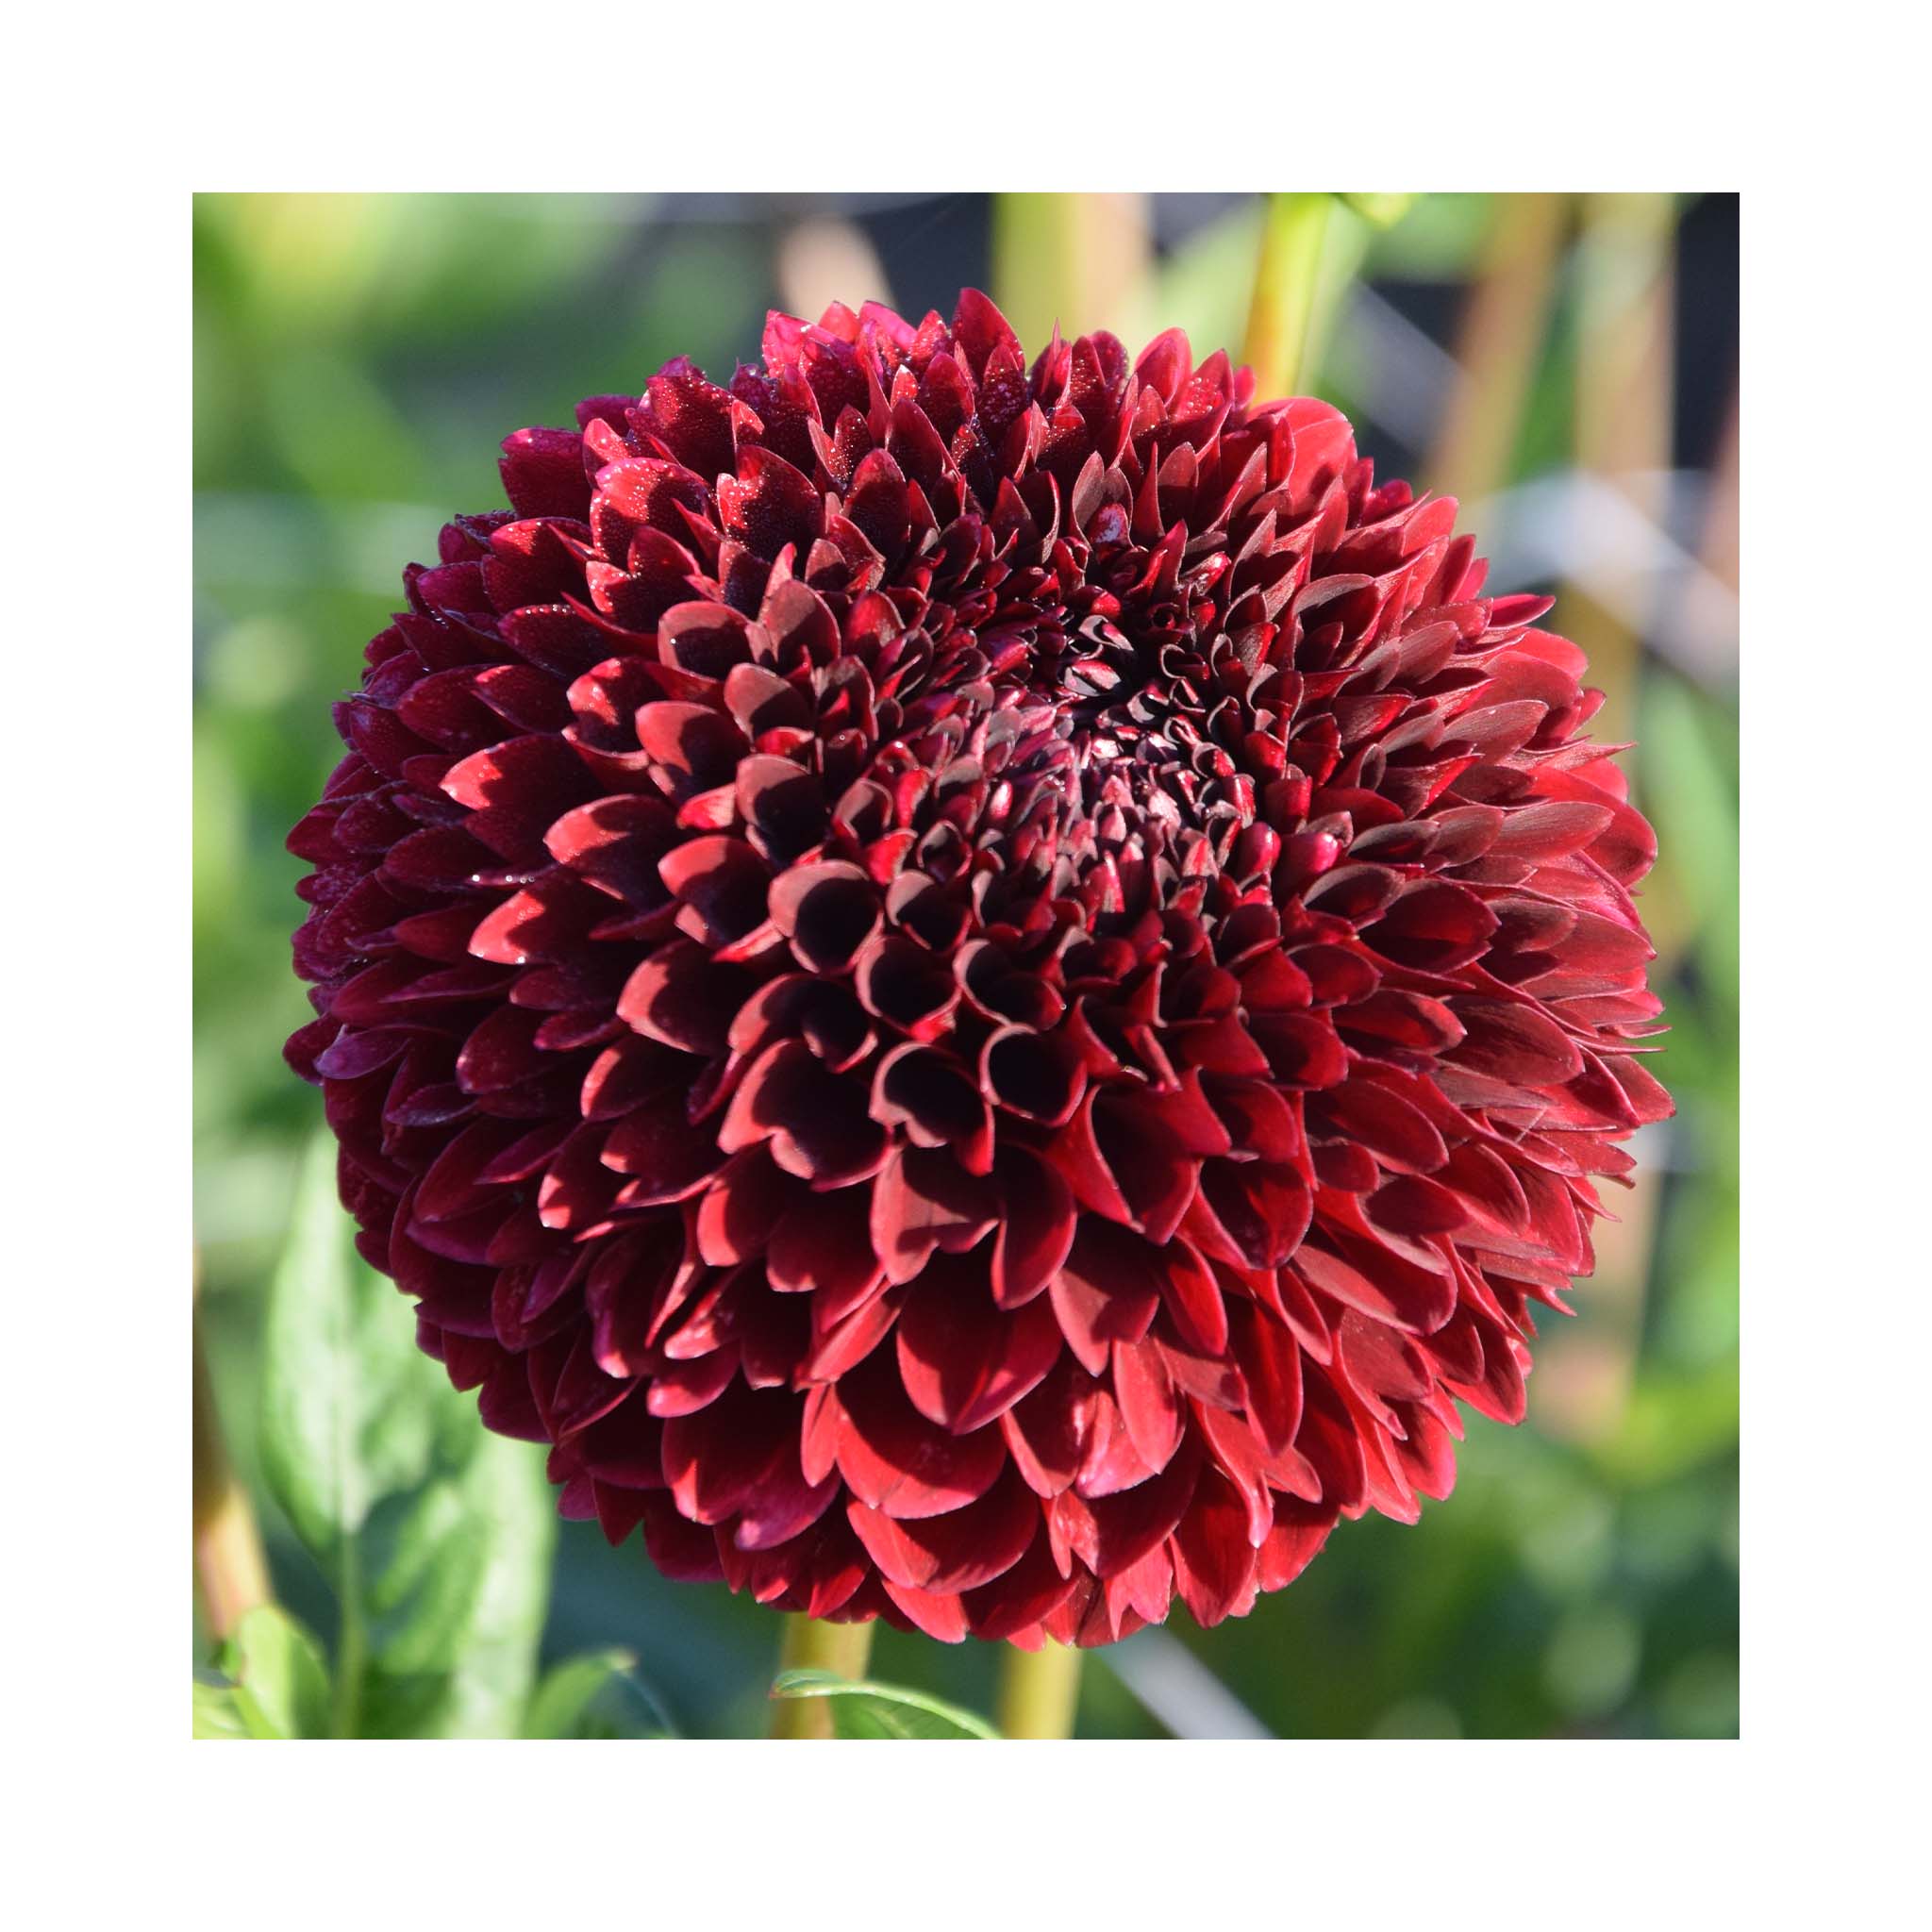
[288,291,1669,1647]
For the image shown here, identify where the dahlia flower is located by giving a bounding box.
[288,291,1668,1648]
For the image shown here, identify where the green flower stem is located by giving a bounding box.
[770,1616,875,1738]
[994,1638,1082,1740]
[991,192,1149,355]
[1242,192,1334,398]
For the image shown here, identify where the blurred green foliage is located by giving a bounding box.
[193,192,1739,1739]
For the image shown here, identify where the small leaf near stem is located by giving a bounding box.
[771,1671,996,1740]
[770,1616,875,1738]
[994,1637,1082,1740]
[1242,192,1334,400]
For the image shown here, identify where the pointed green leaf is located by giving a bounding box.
[258,1134,556,1737]
[258,1136,438,1561]
[213,1605,332,1739]
[354,1425,556,1739]
[192,1674,253,1740]
[522,1649,676,1739]
[770,1668,998,1740]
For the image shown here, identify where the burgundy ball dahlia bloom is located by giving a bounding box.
[288,291,1669,1648]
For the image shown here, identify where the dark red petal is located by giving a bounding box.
[848,1466,1039,1593]
[869,1145,999,1288]
[1051,1436,1201,1580]
[1171,1467,1262,1627]
[985,1145,1075,1309]
[770,860,882,974]
[1448,997,1586,1087]
[1228,1299,1304,1457]
[896,1264,1063,1432]
[1309,1078,1449,1175]
[1001,1354,1102,1499]
[835,1356,1007,1521]
[1110,1340,1183,1473]
[1050,1221,1164,1375]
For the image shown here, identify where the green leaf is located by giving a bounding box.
[770,1669,998,1740]
[522,1649,676,1740]
[192,1675,253,1740]
[353,1426,556,1739]
[259,1134,556,1737]
[213,1605,332,1739]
